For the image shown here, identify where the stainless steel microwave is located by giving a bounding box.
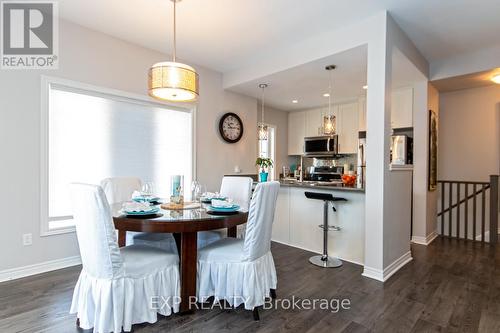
[304,135,338,157]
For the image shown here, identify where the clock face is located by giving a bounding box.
[219,113,244,143]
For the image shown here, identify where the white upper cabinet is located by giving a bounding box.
[288,111,306,155]
[305,107,324,137]
[391,87,413,129]
[337,102,359,154]
[357,88,414,130]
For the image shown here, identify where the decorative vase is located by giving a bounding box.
[259,172,268,182]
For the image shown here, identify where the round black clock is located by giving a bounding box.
[219,112,244,143]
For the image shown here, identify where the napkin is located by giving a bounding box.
[132,190,142,199]
[122,201,154,212]
[211,199,234,208]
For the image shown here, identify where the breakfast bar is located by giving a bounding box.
[272,181,366,265]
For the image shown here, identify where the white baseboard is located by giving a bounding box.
[0,255,81,283]
[411,230,438,246]
[362,251,413,282]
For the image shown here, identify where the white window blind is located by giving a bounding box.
[46,84,193,231]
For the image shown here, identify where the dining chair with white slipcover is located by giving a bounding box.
[101,177,177,253]
[197,176,253,248]
[69,183,180,332]
[196,181,280,319]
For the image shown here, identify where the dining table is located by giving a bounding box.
[112,203,248,313]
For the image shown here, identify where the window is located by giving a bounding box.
[41,77,194,235]
[258,125,276,180]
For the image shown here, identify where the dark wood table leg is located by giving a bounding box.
[227,226,237,238]
[118,230,126,247]
[173,233,182,255]
[180,232,197,314]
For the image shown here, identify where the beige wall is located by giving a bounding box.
[438,85,500,182]
[0,20,257,272]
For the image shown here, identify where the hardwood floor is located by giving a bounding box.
[0,238,499,332]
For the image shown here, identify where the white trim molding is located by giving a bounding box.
[362,251,413,282]
[0,256,81,283]
[411,230,438,246]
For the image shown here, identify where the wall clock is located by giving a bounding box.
[219,113,244,143]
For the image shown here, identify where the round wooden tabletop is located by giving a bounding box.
[112,203,249,233]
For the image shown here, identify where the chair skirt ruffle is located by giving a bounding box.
[197,251,277,310]
[70,266,180,332]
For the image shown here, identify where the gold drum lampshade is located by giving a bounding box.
[148,61,199,102]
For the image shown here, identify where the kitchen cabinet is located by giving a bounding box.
[337,102,359,154]
[356,87,413,130]
[305,107,324,137]
[391,87,413,128]
[287,111,306,155]
[287,101,361,155]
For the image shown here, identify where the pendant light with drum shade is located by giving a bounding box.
[258,84,269,141]
[148,0,199,102]
[323,65,336,135]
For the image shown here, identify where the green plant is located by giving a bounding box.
[255,157,273,172]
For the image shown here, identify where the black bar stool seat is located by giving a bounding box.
[304,191,347,268]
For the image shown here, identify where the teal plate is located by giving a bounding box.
[133,196,160,203]
[124,208,160,215]
[207,204,240,212]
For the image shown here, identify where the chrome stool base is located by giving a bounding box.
[309,255,343,268]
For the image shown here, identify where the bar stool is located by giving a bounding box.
[304,191,347,268]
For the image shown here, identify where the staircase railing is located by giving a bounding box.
[437,175,498,244]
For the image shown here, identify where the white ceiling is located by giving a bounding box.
[431,68,500,92]
[230,46,368,111]
[58,0,500,73]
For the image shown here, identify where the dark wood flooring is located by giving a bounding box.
[0,238,499,332]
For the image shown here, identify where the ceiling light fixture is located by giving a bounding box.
[148,0,199,102]
[323,65,336,135]
[323,93,330,97]
[363,85,368,90]
[258,84,269,141]
[491,74,500,84]
[292,100,298,104]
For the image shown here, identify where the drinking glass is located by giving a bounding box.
[141,182,155,198]
[191,180,201,202]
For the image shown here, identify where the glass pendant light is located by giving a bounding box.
[148,0,199,102]
[258,84,269,141]
[323,65,336,135]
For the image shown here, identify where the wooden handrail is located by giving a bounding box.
[438,180,489,185]
[437,184,490,216]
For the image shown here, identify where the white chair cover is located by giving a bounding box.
[101,177,176,252]
[198,176,253,248]
[197,181,280,310]
[69,183,180,333]
[101,177,143,245]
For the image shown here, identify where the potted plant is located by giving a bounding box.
[256,157,273,182]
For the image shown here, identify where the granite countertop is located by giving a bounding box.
[278,180,365,192]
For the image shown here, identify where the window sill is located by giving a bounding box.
[40,226,76,237]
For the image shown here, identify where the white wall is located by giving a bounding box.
[0,20,258,273]
[438,85,500,181]
[437,85,499,239]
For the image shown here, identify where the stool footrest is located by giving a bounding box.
[318,225,342,231]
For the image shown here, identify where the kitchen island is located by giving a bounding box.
[272,180,366,265]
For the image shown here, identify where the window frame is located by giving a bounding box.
[257,124,277,180]
[40,76,197,236]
